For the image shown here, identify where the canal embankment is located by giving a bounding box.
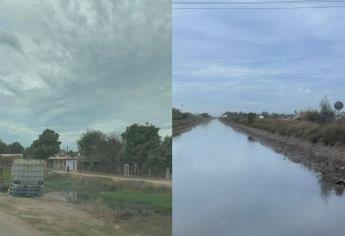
[220,119,345,182]
[172,108,212,136]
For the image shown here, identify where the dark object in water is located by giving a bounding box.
[247,136,254,141]
[336,179,345,185]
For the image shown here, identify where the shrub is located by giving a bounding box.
[303,110,321,122]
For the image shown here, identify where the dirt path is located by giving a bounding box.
[0,195,128,236]
[0,203,44,236]
[53,170,172,187]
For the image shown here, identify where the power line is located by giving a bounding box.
[174,0,345,3]
[174,0,345,4]
[174,5,345,9]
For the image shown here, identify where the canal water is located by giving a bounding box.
[173,119,345,236]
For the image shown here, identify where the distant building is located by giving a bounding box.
[47,155,78,172]
[259,115,264,119]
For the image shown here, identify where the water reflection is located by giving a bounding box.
[173,120,345,236]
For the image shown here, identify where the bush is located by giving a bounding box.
[247,118,345,146]
[247,113,256,124]
[303,110,321,122]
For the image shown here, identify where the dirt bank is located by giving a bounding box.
[173,118,212,136]
[220,119,345,182]
[0,192,171,236]
[0,192,169,236]
[0,171,172,236]
[53,170,172,187]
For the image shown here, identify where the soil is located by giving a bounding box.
[220,119,345,184]
[53,170,172,187]
[173,118,212,136]
[0,206,44,236]
[0,192,171,236]
[0,172,172,236]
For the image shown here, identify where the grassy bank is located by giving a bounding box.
[223,117,345,147]
[173,108,212,136]
[0,168,11,183]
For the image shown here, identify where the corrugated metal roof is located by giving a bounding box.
[47,155,76,160]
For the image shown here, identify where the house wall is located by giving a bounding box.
[66,160,77,172]
[53,160,65,170]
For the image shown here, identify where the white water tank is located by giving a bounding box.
[10,159,44,197]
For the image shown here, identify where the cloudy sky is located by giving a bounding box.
[173,3,345,116]
[0,0,171,149]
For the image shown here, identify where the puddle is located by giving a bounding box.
[44,191,154,215]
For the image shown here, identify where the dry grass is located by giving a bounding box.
[232,118,345,146]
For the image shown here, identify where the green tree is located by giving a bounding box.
[77,130,122,171]
[8,142,24,154]
[200,113,211,119]
[28,129,61,159]
[247,112,256,124]
[67,150,78,157]
[77,129,106,156]
[160,136,172,168]
[121,123,161,167]
[320,96,334,121]
[0,140,8,154]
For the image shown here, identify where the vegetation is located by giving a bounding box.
[77,123,171,173]
[1,122,171,175]
[99,190,172,214]
[24,129,61,159]
[222,97,345,147]
[173,108,212,136]
[0,140,24,154]
[77,130,122,171]
[45,172,171,215]
[121,123,161,168]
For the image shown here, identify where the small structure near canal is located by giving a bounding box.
[9,159,44,197]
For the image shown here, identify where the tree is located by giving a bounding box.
[320,96,334,121]
[200,113,211,119]
[27,129,61,159]
[77,130,122,171]
[67,150,78,157]
[77,129,106,157]
[247,112,256,124]
[160,136,172,168]
[0,140,8,154]
[121,123,161,167]
[8,142,24,154]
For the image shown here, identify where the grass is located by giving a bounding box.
[173,108,212,136]
[227,118,345,146]
[44,171,172,215]
[99,190,172,214]
[0,168,11,183]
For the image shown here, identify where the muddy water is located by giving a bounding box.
[173,119,345,236]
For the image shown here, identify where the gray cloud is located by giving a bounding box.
[0,0,171,148]
[173,7,345,116]
[0,30,25,56]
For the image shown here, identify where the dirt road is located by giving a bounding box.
[0,205,44,236]
[53,170,172,187]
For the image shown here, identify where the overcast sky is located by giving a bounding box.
[0,0,171,149]
[173,4,345,116]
